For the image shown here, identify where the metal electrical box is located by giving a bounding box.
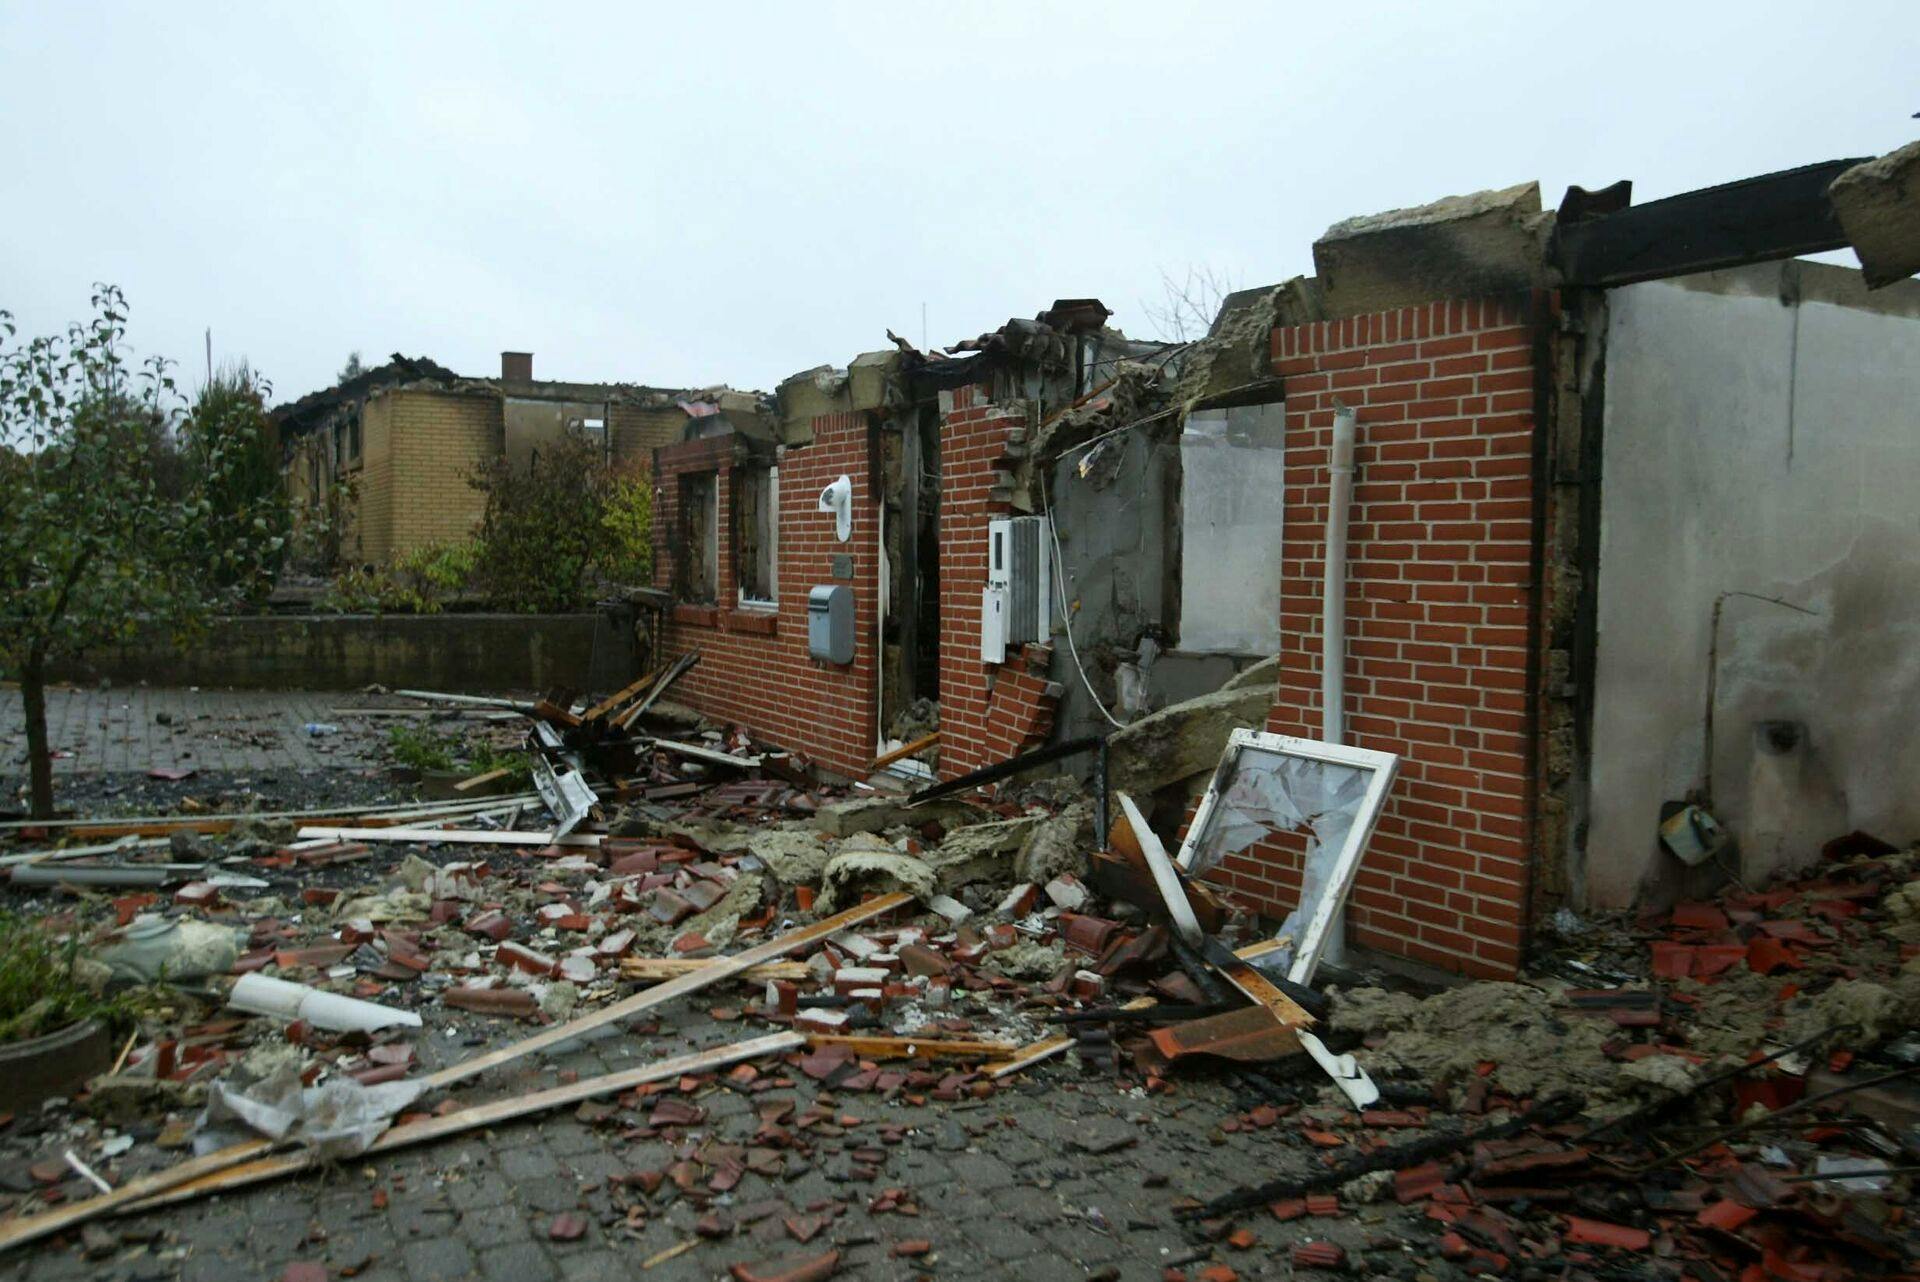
[808,585,855,664]
[980,516,1052,663]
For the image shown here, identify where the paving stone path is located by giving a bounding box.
[1,687,419,777]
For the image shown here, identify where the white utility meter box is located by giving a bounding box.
[979,516,1053,663]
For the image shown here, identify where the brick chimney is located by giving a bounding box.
[500,351,532,381]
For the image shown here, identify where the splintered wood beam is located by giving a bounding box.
[582,663,667,724]
[982,1034,1076,1079]
[123,1033,804,1215]
[1215,960,1316,1032]
[616,651,700,730]
[1553,158,1868,288]
[451,767,513,793]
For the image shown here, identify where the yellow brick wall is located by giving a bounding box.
[354,396,394,563]
[610,404,685,477]
[386,390,501,556]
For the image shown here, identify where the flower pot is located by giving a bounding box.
[0,1017,116,1111]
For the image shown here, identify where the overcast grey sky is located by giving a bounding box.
[2,3,1915,403]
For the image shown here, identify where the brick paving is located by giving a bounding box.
[0,687,418,777]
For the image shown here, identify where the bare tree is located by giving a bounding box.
[1140,266,1235,343]
[337,350,364,384]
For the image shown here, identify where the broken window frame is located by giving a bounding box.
[678,471,719,604]
[1174,729,1399,987]
[733,461,779,609]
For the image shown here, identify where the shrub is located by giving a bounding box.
[470,432,629,613]
[599,470,654,587]
[321,538,479,614]
[183,362,291,597]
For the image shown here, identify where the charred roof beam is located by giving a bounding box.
[1552,158,1870,290]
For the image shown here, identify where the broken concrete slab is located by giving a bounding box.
[1313,181,1550,318]
[1219,653,1280,695]
[807,794,982,840]
[1829,141,1920,288]
[1106,682,1274,799]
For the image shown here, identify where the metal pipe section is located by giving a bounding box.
[1319,404,1358,964]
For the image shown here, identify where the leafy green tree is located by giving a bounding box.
[469,432,612,613]
[185,362,289,594]
[0,287,285,817]
[599,470,654,586]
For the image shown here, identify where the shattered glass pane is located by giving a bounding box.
[1182,748,1375,971]
[1184,750,1370,874]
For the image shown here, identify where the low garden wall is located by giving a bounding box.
[51,611,637,693]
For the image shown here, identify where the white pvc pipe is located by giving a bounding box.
[229,973,422,1033]
[1318,405,1358,964]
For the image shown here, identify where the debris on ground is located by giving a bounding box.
[3,664,1917,1280]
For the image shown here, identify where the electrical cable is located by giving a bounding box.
[1038,471,1125,731]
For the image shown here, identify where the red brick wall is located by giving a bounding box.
[652,414,879,778]
[1206,297,1540,978]
[935,386,1059,780]
[649,386,1060,785]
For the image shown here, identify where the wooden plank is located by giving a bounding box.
[620,958,809,983]
[125,1033,802,1215]
[615,651,699,731]
[582,664,666,724]
[394,689,538,712]
[531,699,582,730]
[803,1034,1018,1061]
[451,767,513,793]
[296,825,605,848]
[421,893,910,1092]
[0,1139,274,1254]
[1216,961,1316,1032]
[0,899,895,1252]
[871,732,940,773]
[983,1034,1075,1079]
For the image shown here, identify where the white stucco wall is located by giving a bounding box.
[1179,402,1287,655]
[1586,263,1920,907]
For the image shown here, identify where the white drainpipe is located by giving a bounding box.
[1318,404,1357,965]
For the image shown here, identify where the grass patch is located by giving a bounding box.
[0,913,135,1042]
[386,724,533,786]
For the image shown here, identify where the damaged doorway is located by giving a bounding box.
[878,402,942,771]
